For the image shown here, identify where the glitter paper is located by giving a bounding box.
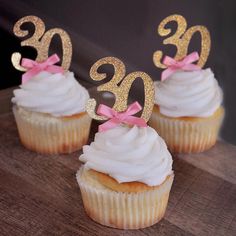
[86,99,107,121]
[153,14,211,69]
[11,15,72,71]
[11,52,27,72]
[87,57,154,122]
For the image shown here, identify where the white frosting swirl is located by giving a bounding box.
[154,68,223,117]
[12,71,89,116]
[80,125,173,186]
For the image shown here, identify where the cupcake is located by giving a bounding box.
[76,124,174,229]
[12,56,91,154]
[149,66,224,154]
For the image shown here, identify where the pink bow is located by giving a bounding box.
[21,54,64,84]
[161,52,201,80]
[97,101,147,132]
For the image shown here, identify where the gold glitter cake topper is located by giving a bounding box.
[86,57,154,122]
[153,14,211,69]
[11,15,72,71]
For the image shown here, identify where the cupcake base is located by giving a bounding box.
[149,105,224,154]
[76,166,174,229]
[13,106,92,154]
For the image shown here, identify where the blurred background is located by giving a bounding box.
[0,0,235,145]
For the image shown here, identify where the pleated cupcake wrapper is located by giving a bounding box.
[76,168,174,229]
[149,108,224,154]
[13,106,91,154]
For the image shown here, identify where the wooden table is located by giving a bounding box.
[0,112,235,236]
[0,86,236,236]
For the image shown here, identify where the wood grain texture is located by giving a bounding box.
[178,142,236,184]
[0,113,235,236]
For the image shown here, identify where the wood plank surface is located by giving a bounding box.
[0,112,235,236]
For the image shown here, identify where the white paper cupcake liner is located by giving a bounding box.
[13,106,91,154]
[149,106,224,153]
[76,167,174,229]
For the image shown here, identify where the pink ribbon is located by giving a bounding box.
[97,101,147,132]
[161,52,201,81]
[21,54,64,84]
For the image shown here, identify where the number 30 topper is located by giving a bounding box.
[153,14,211,69]
[86,57,154,122]
[11,15,72,71]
